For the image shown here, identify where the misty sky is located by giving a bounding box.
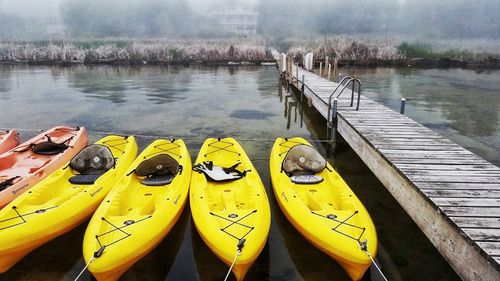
[0,0,258,17]
[0,0,499,40]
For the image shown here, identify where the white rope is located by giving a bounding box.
[365,251,389,281]
[73,256,95,281]
[223,249,241,281]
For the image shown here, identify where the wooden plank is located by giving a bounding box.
[372,141,458,146]
[476,242,500,256]
[352,121,424,126]
[346,116,417,122]
[408,175,500,183]
[375,145,466,151]
[440,206,500,217]
[462,228,500,241]
[402,170,500,177]
[416,182,500,190]
[366,135,449,141]
[361,132,445,138]
[368,136,454,142]
[381,148,473,154]
[356,128,434,133]
[380,146,473,152]
[396,164,500,171]
[392,158,491,165]
[423,189,500,199]
[385,152,479,159]
[432,198,500,207]
[388,156,483,163]
[451,217,500,229]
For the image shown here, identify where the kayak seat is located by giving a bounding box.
[69,173,103,185]
[193,161,246,182]
[290,174,323,184]
[31,135,71,155]
[32,142,68,155]
[68,144,115,185]
[0,176,20,191]
[140,173,175,186]
[282,144,327,184]
[134,154,179,186]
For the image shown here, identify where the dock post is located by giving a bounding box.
[295,63,299,84]
[350,84,354,107]
[319,62,323,77]
[280,53,287,74]
[328,63,331,80]
[400,98,406,114]
[332,98,338,120]
[330,98,338,143]
[333,58,338,82]
[325,56,329,70]
[286,56,293,79]
[301,74,305,103]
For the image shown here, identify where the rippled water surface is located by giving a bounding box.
[0,65,471,281]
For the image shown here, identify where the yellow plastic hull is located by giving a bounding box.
[0,135,138,273]
[190,138,270,281]
[83,139,192,281]
[270,137,377,281]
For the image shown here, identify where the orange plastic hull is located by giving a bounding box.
[0,126,88,208]
[0,130,20,155]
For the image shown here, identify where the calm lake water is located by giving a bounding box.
[2,65,493,281]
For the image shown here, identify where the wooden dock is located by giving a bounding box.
[277,54,500,281]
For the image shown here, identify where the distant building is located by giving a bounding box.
[213,5,258,35]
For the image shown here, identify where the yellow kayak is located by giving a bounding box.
[270,137,377,280]
[0,135,137,273]
[83,138,192,281]
[190,138,270,281]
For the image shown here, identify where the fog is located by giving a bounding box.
[0,0,499,40]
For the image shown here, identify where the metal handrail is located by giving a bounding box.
[327,77,362,127]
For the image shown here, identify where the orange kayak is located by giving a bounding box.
[0,130,20,155]
[0,126,88,208]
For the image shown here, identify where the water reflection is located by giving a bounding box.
[0,66,12,94]
[68,67,128,104]
[230,109,275,120]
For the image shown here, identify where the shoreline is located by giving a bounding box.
[0,59,278,66]
[1,58,499,70]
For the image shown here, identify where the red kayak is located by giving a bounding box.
[0,126,88,208]
[0,130,19,155]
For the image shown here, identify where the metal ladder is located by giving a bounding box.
[327,76,362,128]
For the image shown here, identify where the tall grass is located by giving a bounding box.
[284,35,498,62]
[397,42,474,60]
[285,36,403,62]
[0,38,271,64]
[2,36,498,65]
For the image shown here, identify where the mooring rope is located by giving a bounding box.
[73,256,95,281]
[367,252,388,281]
[223,239,246,281]
[360,240,389,281]
[223,248,241,281]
